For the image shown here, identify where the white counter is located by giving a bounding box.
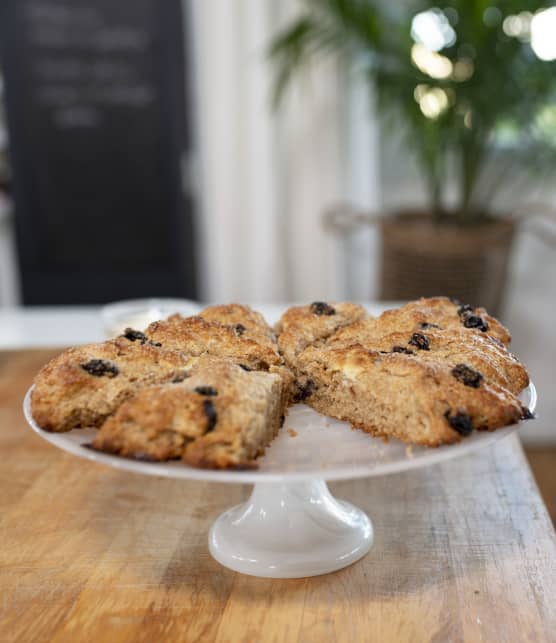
[0,302,394,349]
[0,306,105,349]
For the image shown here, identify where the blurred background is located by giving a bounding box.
[0,2,555,462]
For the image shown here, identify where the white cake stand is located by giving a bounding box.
[23,383,536,579]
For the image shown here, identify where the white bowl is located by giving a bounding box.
[101,298,200,337]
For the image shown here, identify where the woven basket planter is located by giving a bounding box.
[378,212,516,316]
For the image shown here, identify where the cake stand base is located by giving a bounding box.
[208,479,373,578]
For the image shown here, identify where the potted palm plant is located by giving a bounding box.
[270,0,556,313]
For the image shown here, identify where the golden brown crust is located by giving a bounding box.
[90,386,208,461]
[92,357,287,468]
[276,301,368,365]
[199,303,276,341]
[326,324,528,395]
[145,314,282,371]
[31,337,193,433]
[366,296,511,345]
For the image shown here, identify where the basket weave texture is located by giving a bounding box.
[379,214,516,316]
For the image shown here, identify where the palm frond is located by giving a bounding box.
[269,0,556,219]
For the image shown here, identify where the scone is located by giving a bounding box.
[31,337,192,432]
[144,305,294,396]
[326,325,528,395]
[144,311,282,372]
[276,301,368,366]
[292,343,529,446]
[91,357,287,468]
[279,297,531,446]
[199,303,276,342]
[353,296,512,346]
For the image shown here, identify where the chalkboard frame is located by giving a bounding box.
[0,0,198,305]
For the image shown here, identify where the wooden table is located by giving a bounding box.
[2,349,556,642]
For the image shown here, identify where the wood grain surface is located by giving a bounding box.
[525,448,556,526]
[1,349,556,643]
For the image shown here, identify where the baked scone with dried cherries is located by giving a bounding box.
[357,296,511,345]
[144,304,284,373]
[143,304,294,397]
[31,335,194,433]
[292,343,528,446]
[199,303,276,343]
[91,357,287,468]
[276,301,367,367]
[30,297,533,468]
[326,326,528,395]
[278,297,532,446]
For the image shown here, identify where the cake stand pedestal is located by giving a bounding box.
[209,479,372,578]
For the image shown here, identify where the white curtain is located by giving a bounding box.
[189,0,380,303]
[0,204,19,307]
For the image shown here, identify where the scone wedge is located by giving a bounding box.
[277,297,531,447]
[293,344,530,446]
[145,304,283,372]
[31,336,193,433]
[91,357,288,468]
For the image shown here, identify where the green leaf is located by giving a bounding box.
[268,0,556,219]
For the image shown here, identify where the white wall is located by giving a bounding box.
[505,227,556,444]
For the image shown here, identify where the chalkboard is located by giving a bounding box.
[0,0,197,304]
